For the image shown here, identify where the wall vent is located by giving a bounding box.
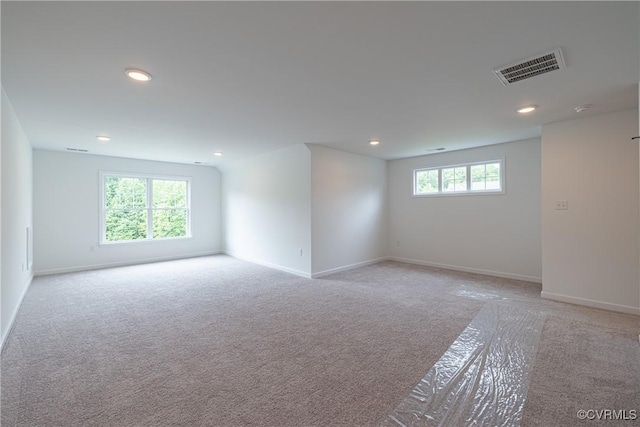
[493,48,565,86]
[66,148,89,152]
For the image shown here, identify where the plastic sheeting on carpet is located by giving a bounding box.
[386,300,546,427]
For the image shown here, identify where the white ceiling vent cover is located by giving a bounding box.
[493,48,565,86]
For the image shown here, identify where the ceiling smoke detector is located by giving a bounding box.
[493,48,566,86]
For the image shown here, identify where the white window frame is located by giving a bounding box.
[99,171,192,244]
[413,159,505,197]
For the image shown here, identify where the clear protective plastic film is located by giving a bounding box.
[386,301,546,427]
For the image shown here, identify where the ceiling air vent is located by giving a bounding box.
[66,148,89,152]
[493,48,565,86]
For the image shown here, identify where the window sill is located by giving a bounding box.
[99,236,193,246]
[412,190,505,198]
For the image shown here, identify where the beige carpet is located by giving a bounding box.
[1,255,638,426]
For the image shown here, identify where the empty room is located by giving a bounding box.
[1,1,639,426]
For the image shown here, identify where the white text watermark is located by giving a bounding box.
[577,409,637,421]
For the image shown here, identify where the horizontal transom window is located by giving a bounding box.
[413,160,504,196]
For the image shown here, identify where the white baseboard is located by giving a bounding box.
[222,251,312,279]
[541,291,640,316]
[33,251,222,276]
[311,257,390,278]
[389,256,542,283]
[1,275,33,352]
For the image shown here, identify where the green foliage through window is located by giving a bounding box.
[442,167,467,192]
[415,169,439,194]
[103,174,190,242]
[471,163,500,191]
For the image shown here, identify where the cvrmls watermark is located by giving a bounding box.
[577,409,637,421]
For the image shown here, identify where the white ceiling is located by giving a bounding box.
[2,1,638,167]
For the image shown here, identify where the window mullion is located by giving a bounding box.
[484,163,488,189]
[102,178,107,243]
[147,178,153,239]
[438,168,442,193]
[187,181,191,237]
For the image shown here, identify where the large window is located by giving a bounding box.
[100,173,191,243]
[414,160,503,196]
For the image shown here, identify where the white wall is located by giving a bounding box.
[309,145,387,276]
[388,138,542,282]
[1,89,34,346]
[221,144,312,277]
[33,150,221,274]
[541,109,639,314]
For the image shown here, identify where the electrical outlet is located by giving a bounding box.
[396,240,401,247]
[555,201,568,210]
[299,248,303,256]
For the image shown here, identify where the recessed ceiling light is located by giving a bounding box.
[96,135,111,142]
[369,140,380,146]
[214,151,223,157]
[125,69,152,82]
[574,104,592,113]
[517,105,537,114]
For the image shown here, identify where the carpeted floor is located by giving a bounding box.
[1,255,638,426]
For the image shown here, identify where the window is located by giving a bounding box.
[413,160,503,196]
[415,169,439,194]
[100,173,191,243]
[442,166,467,192]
